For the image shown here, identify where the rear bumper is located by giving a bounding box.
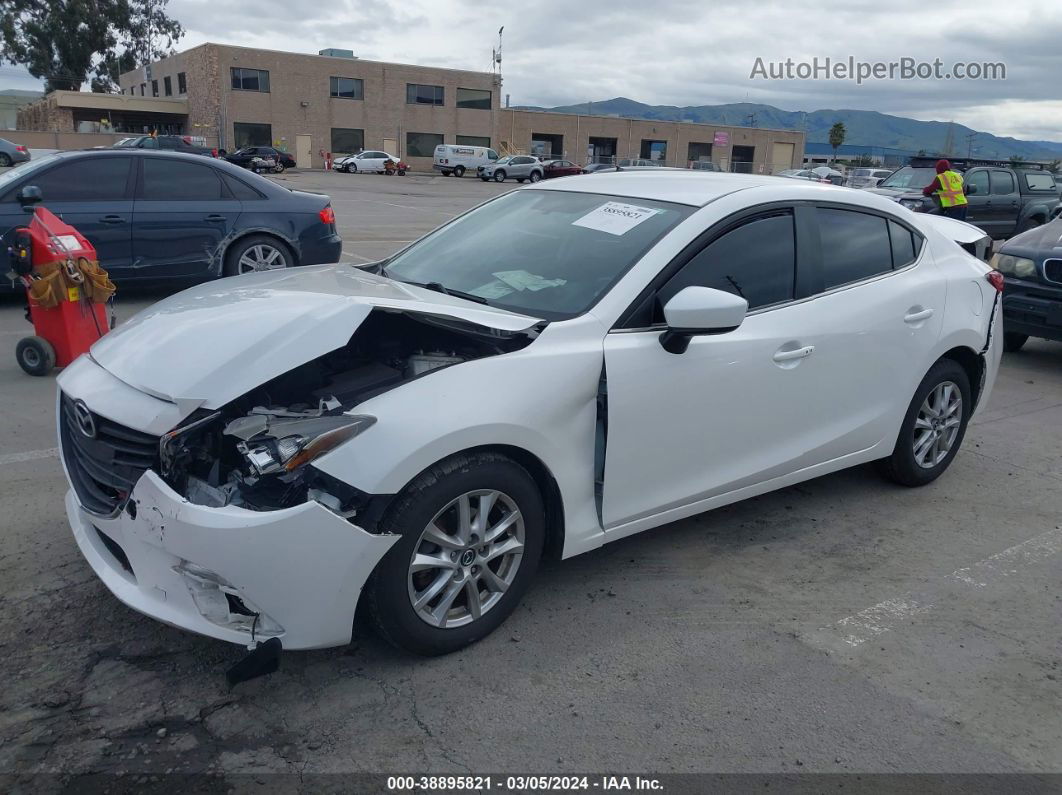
[66,471,397,650]
[1002,278,1062,341]
[299,232,343,266]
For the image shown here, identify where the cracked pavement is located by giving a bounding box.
[0,173,1060,787]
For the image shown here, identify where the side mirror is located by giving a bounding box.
[966,183,978,195]
[659,286,748,354]
[17,185,42,212]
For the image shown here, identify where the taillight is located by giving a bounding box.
[15,145,27,153]
[319,206,335,225]
[986,271,1005,293]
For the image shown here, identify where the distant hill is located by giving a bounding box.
[515,97,1062,161]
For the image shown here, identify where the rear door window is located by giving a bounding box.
[141,158,224,200]
[817,208,893,288]
[659,212,796,312]
[990,170,1016,195]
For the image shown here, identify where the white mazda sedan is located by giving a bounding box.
[57,172,1003,656]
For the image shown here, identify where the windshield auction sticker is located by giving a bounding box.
[572,202,662,236]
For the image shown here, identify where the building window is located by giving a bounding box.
[329,76,364,100]
[456,88,491,110]
[231,67,270,93]
[640,139,667,161]
[331,128,364,154]
[163,76,172,96]
[177,72,187,94]
[687,142,712,162]
[234,122,272,149]
[456,135,491,147]
[406,131,444,157]
[151,80,159,97]
[406,84,444,106]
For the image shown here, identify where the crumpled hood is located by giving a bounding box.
[1001,217,1062,254]
[91,264,540,411]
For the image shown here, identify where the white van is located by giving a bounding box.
[433,144,499,177]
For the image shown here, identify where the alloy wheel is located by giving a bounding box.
[407,489,525,628]
[913,380,962,468]
[237,244,287,274]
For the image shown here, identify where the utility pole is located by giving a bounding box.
[965,132,977,158]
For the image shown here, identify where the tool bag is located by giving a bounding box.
[27,256,116,309]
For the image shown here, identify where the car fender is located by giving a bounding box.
[311,315,610,558]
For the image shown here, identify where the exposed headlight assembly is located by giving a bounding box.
[990,253,1037,279]
[899,198,926,211]
[225,414,376,476]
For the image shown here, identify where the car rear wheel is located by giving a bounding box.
[1003,332,1028,353]
[493,170,506,182]
[0,153,11,168]
[223,235,293,277]
[454,165,466,178]
[273,162,285,173]
[876,359,972,487]
[529,171,542,183]
[367,452,545,656]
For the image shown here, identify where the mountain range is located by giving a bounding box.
[515,97,1062,161]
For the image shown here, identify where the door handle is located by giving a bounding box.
[204,214,226,222]
[772,345,815,362]
[99,214,125,224]
[904,308,934,323]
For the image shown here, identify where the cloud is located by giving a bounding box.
[4,0,1060,140]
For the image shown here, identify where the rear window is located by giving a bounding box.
[1023,172,1056,191]
[818,208,894,288]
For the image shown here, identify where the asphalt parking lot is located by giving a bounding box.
[0,169,1060,785]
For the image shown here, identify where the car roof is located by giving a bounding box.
[38,148,284,188]
[528,169,912,210]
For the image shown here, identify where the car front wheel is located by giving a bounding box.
[876,358,972,487]
[367,452,545,656]
[493,170,506,182]
[346,163,357,173]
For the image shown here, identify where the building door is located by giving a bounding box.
[771,142,795,173]
[295,134,312,169]
[731,145,756,173]
[382,137,398,157]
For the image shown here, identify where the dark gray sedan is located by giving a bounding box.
[0,137,31,168]
[0,150,340,291]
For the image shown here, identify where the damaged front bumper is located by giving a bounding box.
[66,470,397,650]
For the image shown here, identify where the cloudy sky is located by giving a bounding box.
[3,0,1061,141]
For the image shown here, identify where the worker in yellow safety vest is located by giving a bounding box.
[922,158,968,220]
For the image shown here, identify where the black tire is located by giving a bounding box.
[1017,217,1042,234]
[398,169,406,176]
[367,452,545,656]
[1003,332,1028,353]
[346,163,357,174]
[0,153,11,168]
[273,162,285,173]
[493,170,506,183]
[16,336,55,376]
[222,234,294,277]
[876,358,972,487]
[454,165,466,178]
[528,171,542,183]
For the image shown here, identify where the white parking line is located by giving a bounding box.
[340,251,374,263]
[0,447,59,465]
[804,526,1062,651]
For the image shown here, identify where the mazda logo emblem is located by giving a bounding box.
[73,400,96,439]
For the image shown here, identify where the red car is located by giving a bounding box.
[543,159,585,178]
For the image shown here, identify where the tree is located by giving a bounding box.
[0,0,183,93]
[1049,160,1061,175]
[1008,155,1026,169]
[828,122,846,161]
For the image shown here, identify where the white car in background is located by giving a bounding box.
[57,172,1002,658]
[847,168,895,189]
[334,150,399,173]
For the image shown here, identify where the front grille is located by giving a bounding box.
[1044,259,1062,285]
[60,393,159,516]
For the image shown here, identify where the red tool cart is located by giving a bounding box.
[7,193,115,376]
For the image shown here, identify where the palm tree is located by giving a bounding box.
[828,122,846,164]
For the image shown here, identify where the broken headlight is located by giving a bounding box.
[226,414,376,476]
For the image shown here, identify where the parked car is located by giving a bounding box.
[0,150,340,291]
[478,155,544,183]
[334,150,401,174]
[868,160,1060,239]
[224,146,296,172]
[777,169,821,181]
[584,162,619,173]
[0,137,31,167]
[990,217,1062,351]
[434,144,499,177]
[114,135,215,158]
[689,161,723,172]
[616,158,669,170]
[542,159,585,178]
[56,172,1001,657]
[846,168,894,189]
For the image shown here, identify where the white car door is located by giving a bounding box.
[600,205,944,529]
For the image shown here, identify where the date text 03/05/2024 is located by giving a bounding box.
[386,775,664,791]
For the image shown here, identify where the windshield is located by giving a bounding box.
[879,167,936,190]
[0,153,61,194]
[381,190,694,320]
[495,156,513,165]
[113,138,140,148]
